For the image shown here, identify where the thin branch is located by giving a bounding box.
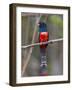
[22,38,63,49]
[44,15,48,22]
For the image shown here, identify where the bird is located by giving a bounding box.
[38,22,49,48]
[38,22,49,76]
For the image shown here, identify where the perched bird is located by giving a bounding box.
[38,22,49,76]
[39,22,49,48]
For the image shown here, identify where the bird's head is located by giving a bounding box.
[38,22,47,32]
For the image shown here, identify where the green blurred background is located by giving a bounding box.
[21,13,63,77]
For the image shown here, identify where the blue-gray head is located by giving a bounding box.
[39,22,47,32]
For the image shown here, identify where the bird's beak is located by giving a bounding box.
[38,23,40,26]
[38,22,40,27]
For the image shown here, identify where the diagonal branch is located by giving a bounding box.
[23,17,30,58]
[22,15,42,76]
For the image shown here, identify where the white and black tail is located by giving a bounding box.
[40,48,48,76]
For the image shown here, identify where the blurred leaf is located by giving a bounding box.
[48,15,63,29]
